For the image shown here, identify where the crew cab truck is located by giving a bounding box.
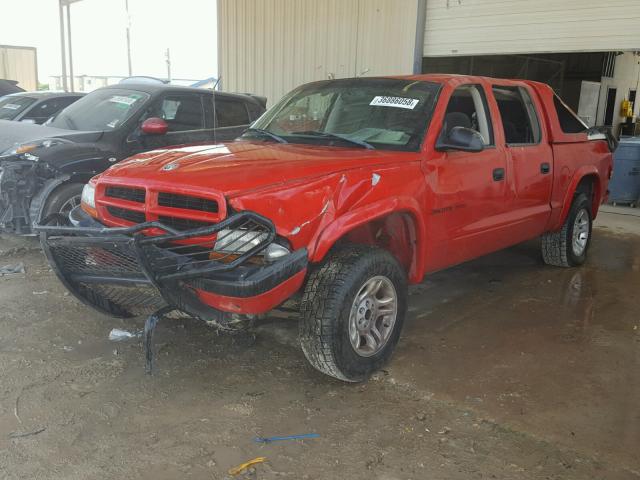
[37,75,613,382]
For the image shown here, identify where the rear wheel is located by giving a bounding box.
[542,193,592,267]
[42,183,84,220]
[299,245,407,382]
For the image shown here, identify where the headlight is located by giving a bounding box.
[214,229,269,254]
[0,138,71,158]
[81,183,96,209]
[214,229,291,262]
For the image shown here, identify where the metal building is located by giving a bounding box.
[218,0,640,134]
[0,45,38,91]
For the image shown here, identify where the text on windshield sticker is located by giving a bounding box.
[369,96,419,109]
[109,95,138,106]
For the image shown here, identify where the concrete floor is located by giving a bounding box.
[0,207,638,479]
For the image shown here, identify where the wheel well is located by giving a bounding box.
[575,174,600,215]
[333,212,418,275]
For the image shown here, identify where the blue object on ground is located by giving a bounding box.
[254,433,320,443]
[608,137,640,204]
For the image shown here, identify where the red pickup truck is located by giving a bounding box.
[38,75,613,381]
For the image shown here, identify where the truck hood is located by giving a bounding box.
[100,140,416,197]
[0,119,102,154]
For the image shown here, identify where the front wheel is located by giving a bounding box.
[299,245,407,382]
[42,183,84,220]
[541,193,592,267]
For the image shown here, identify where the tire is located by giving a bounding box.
[42,183,84,220]
[541,193,592,267]
[299,245,407,382]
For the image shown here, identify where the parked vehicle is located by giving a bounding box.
[0,83,266,233]
[0,91,85,124]
[0,79,24,97]
[38,75,613,381]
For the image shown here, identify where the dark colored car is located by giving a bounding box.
[0,83,266,233]
[0,79,24,97]
[0,91,85,124]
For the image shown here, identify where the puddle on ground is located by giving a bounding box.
[392,231,640,471]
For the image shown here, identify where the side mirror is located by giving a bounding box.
[141,117,168,135]
[436,126,485,153]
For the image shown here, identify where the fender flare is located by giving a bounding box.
[556,166,601,228]
[309,196,427,283]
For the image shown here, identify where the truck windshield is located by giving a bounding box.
[245,78,441,151]
[48,88,149,131]
[0,96,36,120]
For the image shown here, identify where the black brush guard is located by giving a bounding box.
[36,208,307,321]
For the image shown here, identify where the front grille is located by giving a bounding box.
[158,192,218,213]
[107,206,146,224]
[158,215,214,231]
[105,186,146,203]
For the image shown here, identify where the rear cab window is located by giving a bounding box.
[492,86,541,145]
[553,95,588,134]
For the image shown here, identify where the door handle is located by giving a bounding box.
[541,162,551,174]
[493,168,505,181]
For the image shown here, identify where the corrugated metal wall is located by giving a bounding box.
[218,0,420,105]
[424,0,640,57]
[0,46,38,91]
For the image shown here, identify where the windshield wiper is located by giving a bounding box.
[291,130,374,150]
[244,127,288,144]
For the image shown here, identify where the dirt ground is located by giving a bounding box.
[1,207,639,480]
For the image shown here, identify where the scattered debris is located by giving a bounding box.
[228,456,267,475]
[438,427,451,435]
[62,346,74,352]
[9,427,46,439]
[14,396,22,424]
[0,263,25,276]
[108,328,141,342]
[416,412,427,422]
[32,290,48,295]
[254,433,320,443]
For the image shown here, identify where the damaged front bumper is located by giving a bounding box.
[36,207,308,321]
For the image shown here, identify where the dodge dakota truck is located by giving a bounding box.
[37,75,613,382]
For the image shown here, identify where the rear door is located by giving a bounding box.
[207,96,252,141]
[491,84,553,241]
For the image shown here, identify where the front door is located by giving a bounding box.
[141,93,214,151]
[425,83,509,271]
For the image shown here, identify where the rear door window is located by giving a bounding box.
[492,86,541,144]
[216,98,250,127]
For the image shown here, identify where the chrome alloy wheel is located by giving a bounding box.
[348,275,398,357]
[572,208,590,256]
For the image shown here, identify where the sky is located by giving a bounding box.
[2,0,218,84]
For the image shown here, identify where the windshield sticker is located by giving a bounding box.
[1,104,21,110]
[109,95,138,106]
[369,96,419,109]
